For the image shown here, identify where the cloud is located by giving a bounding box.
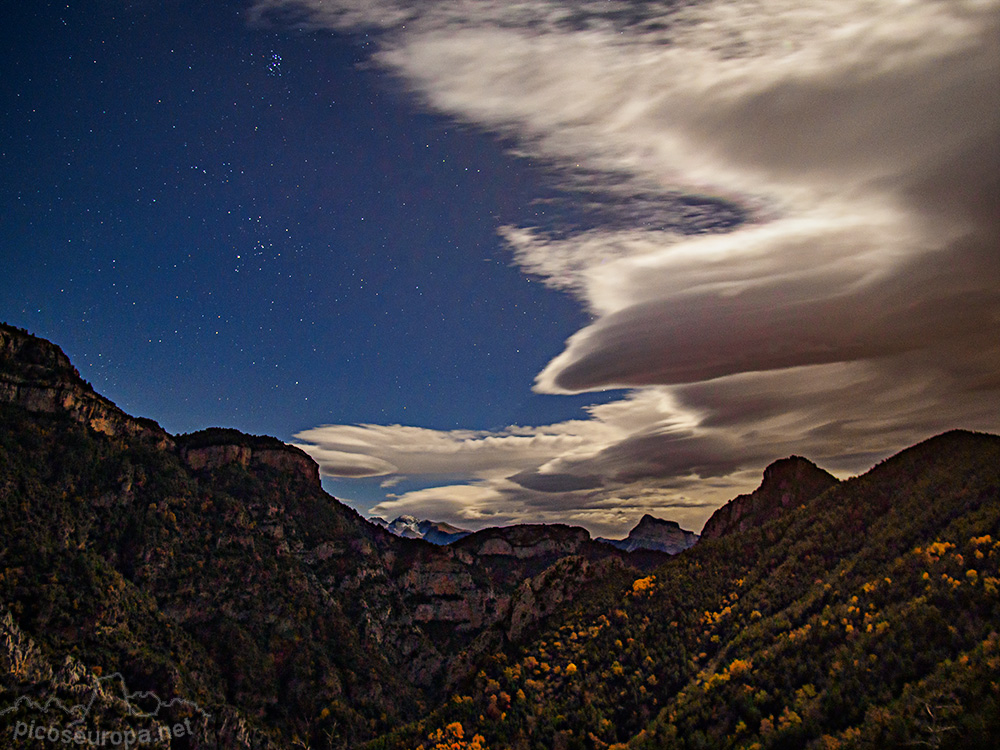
[262,0,999,534]
[363,469,758,540]
[295,390,696,481]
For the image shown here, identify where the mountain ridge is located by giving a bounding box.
[372,428,999,749]
[0,322,655,746]
[371,515,473,545]
[0,323,169,444]
[700,454,840,539]
[2,322,996,749]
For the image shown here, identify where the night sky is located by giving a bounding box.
[3,0,998,537]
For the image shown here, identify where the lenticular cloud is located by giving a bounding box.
[264,0,1000,533]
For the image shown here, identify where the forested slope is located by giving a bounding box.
[372,431,1000,750]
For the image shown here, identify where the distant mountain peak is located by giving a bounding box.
[701,455,839,539]
[370,515,472,545]
[636,514,681,530]
[597,515,698,554]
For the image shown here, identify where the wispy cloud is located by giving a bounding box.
[261,0,1000,534]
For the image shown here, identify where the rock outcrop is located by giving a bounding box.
[0,323,658,747]
[177,429,320,488]
[598,515,699,554]
[452,524,592,561]
[700,456,839,539]
[0,325,318,486]
[0,323,170,445]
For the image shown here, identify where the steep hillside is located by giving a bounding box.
[0,324,643,748]
[371,431,1000,750]
[3,324,997,750]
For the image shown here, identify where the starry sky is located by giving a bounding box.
[3,0,998,537]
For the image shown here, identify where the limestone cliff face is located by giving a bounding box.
[179,440,320,488]
[358,524,631,689]
[0,323,655,743]
[700,456,839,539]
[598,515,699,554]
[0,323,170,445]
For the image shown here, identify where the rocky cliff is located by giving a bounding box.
[700,455,839,539]
[0,323,647,748]
[597,514,699,554]
[0,323,169,444]
[177,427,321,487]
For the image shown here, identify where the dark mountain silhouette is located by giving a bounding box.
[2,322,998,749]
[0,323,652,747]
[700,455,840,539]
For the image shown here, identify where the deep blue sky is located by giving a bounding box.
[1,1,612,434]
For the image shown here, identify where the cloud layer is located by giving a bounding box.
[253,0,1000,535]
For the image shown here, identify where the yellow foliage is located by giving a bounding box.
[727,658,753,678]
[922,541,957,562]
[778,707,802,730]
[702,671,731,691]
[422,721,491,750]
[631,576,657,596]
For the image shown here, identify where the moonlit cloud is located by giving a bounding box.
[294,389,698,484]
[264,0,1000,534]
